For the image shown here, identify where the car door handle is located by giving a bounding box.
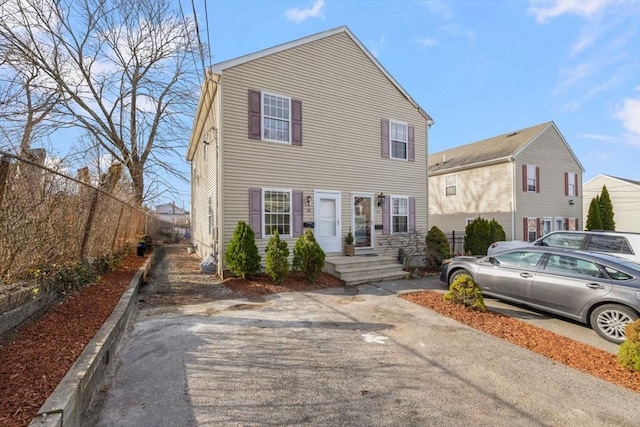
[586,283,604,289]
[519,273,532,278]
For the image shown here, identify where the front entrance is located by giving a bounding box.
[315,190,341,253]
[352,194,374,248]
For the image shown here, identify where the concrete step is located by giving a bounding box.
[340,270,409,286]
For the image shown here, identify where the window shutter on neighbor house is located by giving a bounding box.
[292,191,303,237]
[408,125,415,162]
[248,90,261,140]
[536,167,540,193]
[536,218,541,238]
[408,197,416,232]
[382,197,390,235]
[381,119,389,158]
[564,218,569,230]
[249,188,262,235]
[292,100,302,146]
[564,172,569,196]
[522,217,528,241]
[574,174,579,195]
[522,165,527,192]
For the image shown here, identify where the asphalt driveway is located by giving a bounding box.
[86,248,638,426]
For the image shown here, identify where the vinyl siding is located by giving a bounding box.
[582,175,640,233]
[218,32,428,260]
[515,126,582,239]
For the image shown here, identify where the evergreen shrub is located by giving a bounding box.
[444,273,487,312]
[265,230,289,284]
[292,229,325,283]
[225,221,261,279]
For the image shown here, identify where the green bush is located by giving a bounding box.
[265,230,289,284]
[444,273,486,312]
[292,229,325,283]
[618,319,640,372]
[225,221,261,279]
[489,219,506,244]
[425,226,451,270]
[465,217,505,255]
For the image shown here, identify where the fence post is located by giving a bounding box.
[79,188,100,258]
[0,156,10,207]
[451,230,455,255]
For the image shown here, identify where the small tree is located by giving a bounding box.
[444,274,486,312]
[425,226,451,270]
[585,197,603,230]
[489,219,506,244]
[265,230,289,284]
[225,221,261,279]
[464,217,492,255]
[292,229,325,283]
[599,185,616,231]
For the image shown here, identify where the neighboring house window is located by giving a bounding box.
[390,120,408,160]
[466,218,474,226]
[263,189,292,237]
[542,217,552,235]
[445,174,457,197]
[248,90,302,145]
[565,172,577,197]
[523,164,539,192]
[523,217,540,242]
[555,217,563,231]
[391,196,408,233]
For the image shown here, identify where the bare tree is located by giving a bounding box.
[0,0,201,205]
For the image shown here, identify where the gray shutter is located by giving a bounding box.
[381,119,389,158]
[248,90,261,140]
[292,99,302,146]
[408,197,416,232]
[382,196,390,235]
[408,125,415,162]
[249,188,262,236]
[292,191,303,237]
[536,167,540,193]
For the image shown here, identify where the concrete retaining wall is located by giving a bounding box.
[28,257,152,427]
[0,283,61,340]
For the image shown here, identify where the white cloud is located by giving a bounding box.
[285,0,325,23]
[553,62,593,95]
[614,97,640,145]
[570,29,598,56]
[438,24,476,41]
[422,0,453,20]
[417,37,436,47]
[369,36,385,58]
[528,0,612,24]
[577,133,616,143]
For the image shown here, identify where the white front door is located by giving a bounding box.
[315,190,341,253]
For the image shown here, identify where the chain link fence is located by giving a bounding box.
[0,151,145,285]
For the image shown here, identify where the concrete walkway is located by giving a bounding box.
[86,245,638,426]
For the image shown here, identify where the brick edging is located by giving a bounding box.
[28,255,154,427]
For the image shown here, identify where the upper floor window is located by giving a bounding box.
[390,120,408,160]
[391,196,408,233]
[445,174,457,197]
[522,164,539,193]
[263,189,292,237]
[263,93,291,143]
[566,172,577,197]
[248,90,302,145]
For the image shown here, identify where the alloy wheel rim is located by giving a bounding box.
[596,310,632,340]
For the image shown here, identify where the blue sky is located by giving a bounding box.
[195,0,640,184]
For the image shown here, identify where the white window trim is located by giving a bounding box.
[262,91,291,145]
[444,174,458,197]
[466,218,475,226]
[390,195,409,234]
[350,192,375,249]
[262,188,293,238]
[389,119,408,161]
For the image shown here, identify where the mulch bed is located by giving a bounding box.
[0,253,147,427]
[222,272,345,298]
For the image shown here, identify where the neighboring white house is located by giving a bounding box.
[582,174,640,233]
[186,26,433,277]
[429,122,584,242]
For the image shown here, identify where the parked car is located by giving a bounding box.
[441,247,640,343]
[487,230,640,263]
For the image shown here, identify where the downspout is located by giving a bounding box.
[216,78,224,277]
[511,158,516,240]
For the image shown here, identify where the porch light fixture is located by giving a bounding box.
[377,192,386,207]
[306,195,312,206]
[569,199,574,205]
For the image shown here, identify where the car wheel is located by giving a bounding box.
[448,269,472,287]
[589,304,639,344]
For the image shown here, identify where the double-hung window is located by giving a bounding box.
[263,189,292,237]
[390,120,408,160]
[567,172,577,197]
[526,165,537,192]
[445,174,457,197]
[391,196,408,233]
[263,93,291,143]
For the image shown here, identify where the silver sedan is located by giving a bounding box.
[440,247,640,344]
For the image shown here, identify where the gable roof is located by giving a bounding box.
[429,121,584,175]
[210,26,433,124]
[584,174,640,187]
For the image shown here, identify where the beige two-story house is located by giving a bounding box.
[583,174,640,233]
[429,122,584,244]
[187,26,433,277]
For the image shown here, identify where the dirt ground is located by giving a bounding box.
[1,244,638,426]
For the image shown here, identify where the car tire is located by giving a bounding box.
[589,304,639,344]
[448,269,472,287]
